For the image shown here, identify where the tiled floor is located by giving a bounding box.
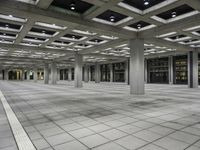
[0,81,200,150]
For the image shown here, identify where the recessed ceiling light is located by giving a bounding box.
[172,12,176,18]
[137,24,141,29]
[110,15,115,22]
[70,2,75,10]
[9,15,13,17]
[5,24,9,27]
[144,0,149,5]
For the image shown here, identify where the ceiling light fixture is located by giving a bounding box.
[137,24,141,29]
[9,15,13,17]
[172,11,176,18]
[70,2,75,10]
[144,0,149,5]
[110,15,115,22]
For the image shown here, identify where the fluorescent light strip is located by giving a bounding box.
[0,14,27,22]
[92,17,133,26]
[164,36,191,42]
[156,32,177,38]
[23,38,48,43]
[51,42,74,46]
[192,31,200,36]
[19,43,40,47]
[100,35,119,40]
[28,31,58,38]
[35,22,67,30]
[183,25,200,31]
[60,36,87,42]
[72,29,97,35]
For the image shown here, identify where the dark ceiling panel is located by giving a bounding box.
[24,36,46,41]
[63,34,83,39]
[128,21,151,29]
[183,39,199,43]
[96,10,128,23]
[51,0,94,14]
[122,0,166,10]
[196,30,200,34]
[30,27,56,35]
[89,38,103,42]
[156,4,194,20]
[0,32,16,37]
[0,22,21,30]
[54,40,70,44]
[169,34,187,40]
[78,44,89,47]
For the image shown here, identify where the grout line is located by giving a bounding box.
[0,90,36,150]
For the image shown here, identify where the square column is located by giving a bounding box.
[4,69,8,80]
[44,63,49,84]
[84,65,89,82]
[33,68,37,82]
[188,50,198,88]
[57,68,60,81]
[0,70,3,80]
[125,60,129,84]
[68,68,72,81]
[109,64,113,82]
[21,70,25,81]
[74,53,83,88]
[95,63,100,83]
[51,62,57,85]
[129,39,144,95]
[168,55,174,84]
[27,70,30,81]
[144,59,147,84]
[88,66,91,81]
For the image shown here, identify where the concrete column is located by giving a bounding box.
[129,38,144,95]
[4,69,8,80]
[88,66,91,81]
[51,62,57,85]
[95,63,100,83]
[44,63,49,84]
[33,68,37,82]
[68,68,72,81]
[62,69,65,80]
[21,69,24,80]
[74,53,83,88]
[144,59,147,84]
[0,70,3,80]
[84,65,89,82]
[125,60,129,84]
[57,69,59,81]
[109,64,113,82]
[169,55,174,84]
[188,50,198,88]
[27,70,30,81]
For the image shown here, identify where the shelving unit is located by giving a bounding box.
[113,62,125,82]
[173,55,188,84]
[147,57,169,83]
